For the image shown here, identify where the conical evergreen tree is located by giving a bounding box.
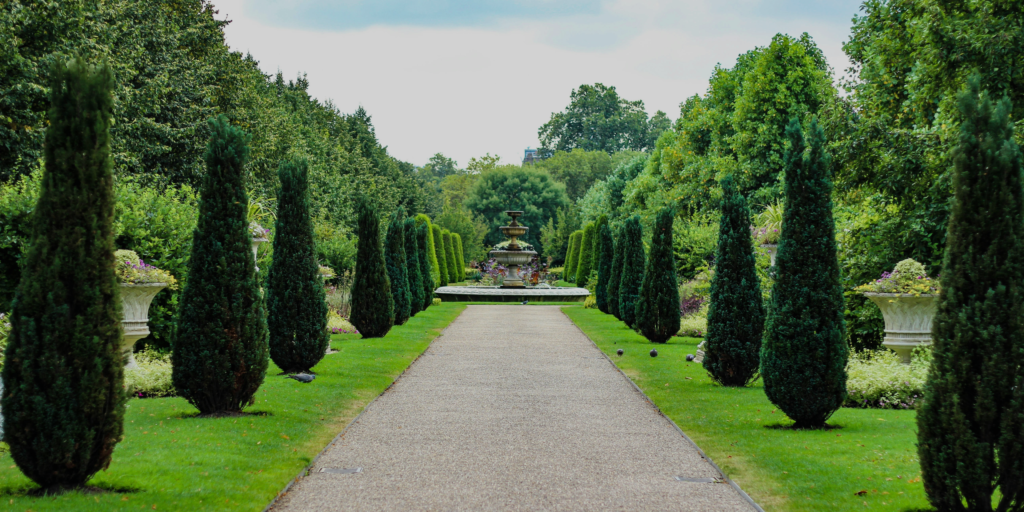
[918,77,1024,511]
[350,197,394,337]
[607,224,625,319]
[442,230,459,284]
[415,214,440,287]
[575,222,597,285]
[564,230,583,282]
[266,156,328,373]
[453,233,466,281]
[619,217,645,328]
[404,218,424,317]
[416,223,434,310]
[636,208,680,343]
[385,208,411,326]
[592,215,609,270]
[2,57,124,491]
[761,117,846,428]
[173,115,269,414]
[432,224,448,287]
[704,176,764,386]
[596,223,614,313]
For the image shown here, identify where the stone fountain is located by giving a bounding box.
[488,211,537,288]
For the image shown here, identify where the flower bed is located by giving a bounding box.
[844,348,930,409]
[125,349,175,398]
[115,249,176,287]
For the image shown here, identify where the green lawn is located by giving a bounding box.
[562,306,931,512]
[0,303,466,511]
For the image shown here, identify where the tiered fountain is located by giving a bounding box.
[488,211,535,288]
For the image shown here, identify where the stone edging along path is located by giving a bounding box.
[267,305,761,511]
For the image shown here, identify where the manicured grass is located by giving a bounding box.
[0,303,466,511]
[562,306,931,512]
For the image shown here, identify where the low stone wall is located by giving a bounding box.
[434,286,589,303]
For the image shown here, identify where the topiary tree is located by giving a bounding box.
[442,230,458,284]
[635,208,680,342]
[2,57,125,492]
[453,233,466,281]
[575,222,597,285]
[432,224,448,287]
[404,217,424,317]
[704,176,764,386]
[619,217,645,328]
[761,117,846,428]
[596,223,614,313]
[918,77,1024,511]
[385,208,411,326]
[416,223,434,310]
[266,156,328,374]
[173,115,270,415]
[564,230,583,282]
[591,215,608,266]
[415,214,440,287]
[350,197,394,337]
[607,224,625,319]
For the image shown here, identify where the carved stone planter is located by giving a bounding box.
[252,237,268,271]
[760,244,778,266]
[120,283,168,369]
[863,292,938,363]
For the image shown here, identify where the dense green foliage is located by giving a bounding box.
[173,116,269,415]
[563,230,582,281]
[415,214,440,287]
[531,149,640,201]
[452,233,466,281]
[404,218,424,317]
[2,58,124,490]
[618,217,645,328]
[596,223,614,313]
[442,230,458,283]
[434,203,487,263]
[416,223,434,310]
[464,165,569,254]
[432,224,448,287]
[607,224,625,319]
[761,118,846,428]
[350,197,394,338]
[266,156,328,373]
[635,208,680,343]
[385,209,411,326]
[703,177,764,386]
[917,78,1024,512]
[538,83,669,155]
[539,204,581,264]
[574,222,597,285]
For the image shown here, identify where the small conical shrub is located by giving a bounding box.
[636,208,680,343]
[2,57,124,491]
[596,223,614,313]
[761,117,846,428]
[404,218,424,317]
[607,224,625,319]
[415,214,440,287]
[704,176,764,386]
[564,230,583,282]
[453,233,466,281]
[385,209,411,326]
[416,223,433,310]
[350,197,394,337]
[173,115,269,414]
[267,156,328,373]
[918,77,1024,511]
[442,230,458,284]
[432,224,448,287]
[619,217,645,328]
[575,222,597,284]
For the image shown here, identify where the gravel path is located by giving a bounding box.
[272,305,757,511]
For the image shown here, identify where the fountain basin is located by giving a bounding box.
[434,285,589,302]
[489,250,534,266]
[500,226,528,238]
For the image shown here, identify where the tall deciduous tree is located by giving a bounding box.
[385,208,411,326]
[2,57,124,491]
[704,176,764,386]
[464,165,569,254]
[173,115,269,414]
[635,208,680,342]
[350,197,394,337]
[575,222,597,285]
[918,78,1024,512]
[416,223,434,310]
[607,224,625,319]
[618,217,645,328]
[404,217,424,317]
[538,83,668,154]
[596,223,614,313]
[432,224,448,287]
[761,117,846,428]
[267,156,328,373]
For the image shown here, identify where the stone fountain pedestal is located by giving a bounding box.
[489,211,537,288]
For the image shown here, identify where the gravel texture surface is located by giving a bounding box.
[272,305,755,511]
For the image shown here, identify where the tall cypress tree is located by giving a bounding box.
[918,78,1024,511]
[704,176,764,386]
[636,208,680,343]
[404,218,424,317]
[415,214,440,287]
[564,230,582,282]
[416,223,434,310]
[607,224,625,319]
[266,156,328,373]
[173,115,269,414]
[2,57,124,491]
[592,215,608,269]
[453,233,466,281]
[596,223,614,313]
[385,209,411,326]
[575,222,597,285]
[442,230,459,284]
[761,117,846,428]
[432,224,448,287]
[350,197,394,338]
[619,217,645,328]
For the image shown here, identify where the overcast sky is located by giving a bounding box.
[214,0,865,168]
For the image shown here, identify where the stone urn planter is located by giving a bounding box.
[862,292,938,363]
[760,244,778,266]
[251,237,268,271]
[120,283,168,369]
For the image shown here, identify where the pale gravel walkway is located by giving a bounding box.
[272,305,756,511]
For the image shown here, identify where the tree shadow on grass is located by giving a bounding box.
[0,482,141,498]
[763,422,843,431]
[172,410,274,420]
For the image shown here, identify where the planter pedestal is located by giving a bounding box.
[252,237,268,272]
[120,283,168,369]
[760,244,778,266]
[863,292,938,363]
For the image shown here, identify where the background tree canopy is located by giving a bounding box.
[463,165,569,255]
[538,83,670,155]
